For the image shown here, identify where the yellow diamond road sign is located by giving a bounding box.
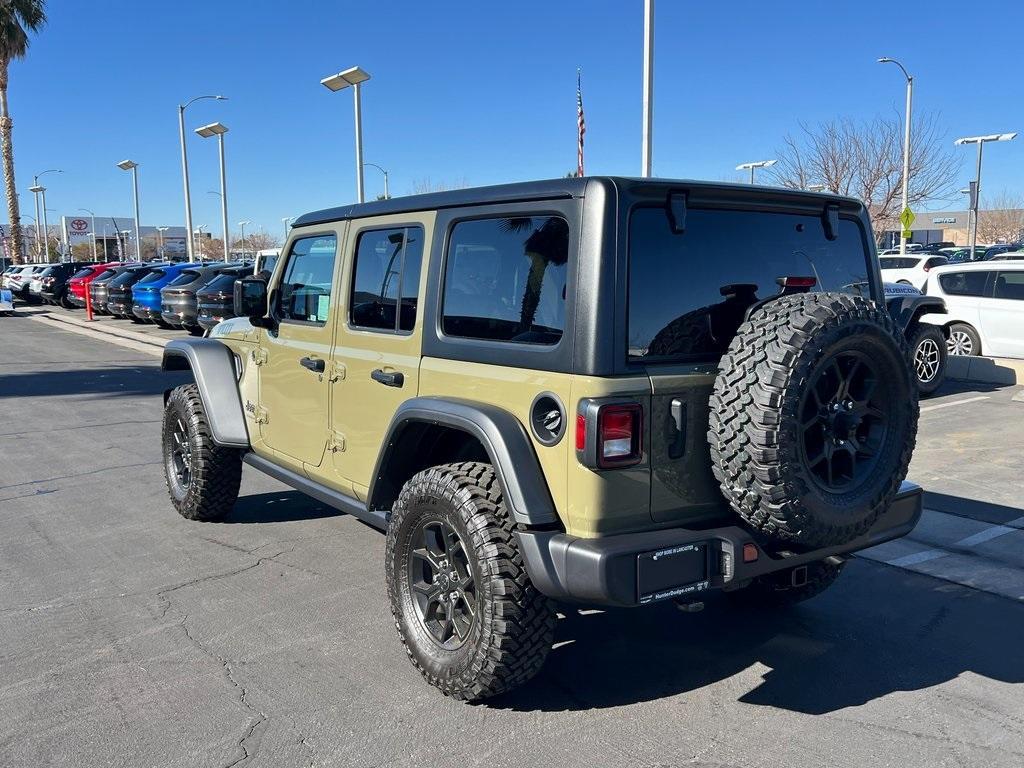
[899,207,915,230]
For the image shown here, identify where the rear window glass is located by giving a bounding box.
[137,270,166,284]
[628,207,869,362]
[70,268,93,279]
[939,271,990,297]
[441,216,569,345]
[202,273,238,293]
[166,270,199,287]
[95,270,116,281]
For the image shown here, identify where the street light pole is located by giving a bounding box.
[117,160,141,261]
[878,58,913,256]
[641,0,654,177]
[954,133,1018,257]
[157,226,168,260]
[735,159,777,184]
[29,186,42,262]
[195,122,231,261]
[79,208,98,261]
[31,169,62,263]
[321,66,371,203]
[238,220,250,258]
[178,95,227,262]
[363,163,389,199]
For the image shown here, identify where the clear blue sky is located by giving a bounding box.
[9,0,1024,238]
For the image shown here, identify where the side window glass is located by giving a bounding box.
[276,234,338,324]
[442,216,569,345]
[939,271,990,297]
[994,271,1024,300]
[349,226,425,333]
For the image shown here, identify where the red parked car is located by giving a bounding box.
[66,262,124,308]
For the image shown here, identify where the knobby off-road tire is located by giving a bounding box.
[162,384,242,522]
[728,560,846,608]
[907,322,947,396]
[386,462,556,701]
[709,292,918,549]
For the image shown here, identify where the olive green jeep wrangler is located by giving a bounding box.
[161,177,923,701]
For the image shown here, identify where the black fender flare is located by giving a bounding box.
[161,339,250,448]
[886,294,947,335]
[368,397,558,527]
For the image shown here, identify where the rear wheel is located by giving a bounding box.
[162,384,242,521]
[947,322,981,356]
[728,560,845,607]
[386,462,555,701]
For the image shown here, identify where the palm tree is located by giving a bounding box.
[0,1,46,264]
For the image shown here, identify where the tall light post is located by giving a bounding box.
[363,162,389,199]
[195,122,230,261]
[321,66,371,203]
[157,226,169,260]
[282,216,294,242]
[954,132,1018,256]
[194,226,206,261]
[28,185,43,261]
[238,220,250,258]
[119,230,132,260]
[641,0,654,176]
[178,95,227,262]
[736,159,777,184]
[78,208,98,261]
[116,160,141,260]
[31,169,61,262]
[878,57,913,256]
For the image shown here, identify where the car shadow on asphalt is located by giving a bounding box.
[488,559,1024,713]
[225,491,341,524]
[0,365,190,399]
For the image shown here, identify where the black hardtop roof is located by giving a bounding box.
[293,176,862,228]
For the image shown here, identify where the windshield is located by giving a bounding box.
[627,207,871,362]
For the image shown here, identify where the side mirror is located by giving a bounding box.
[234,275,271,327]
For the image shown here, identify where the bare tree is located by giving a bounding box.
[237,231,280,252]
[410,177,469,195]
[976,191,1024,244]
[767,112,960,237]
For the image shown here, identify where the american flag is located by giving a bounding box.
[576,69,586,177]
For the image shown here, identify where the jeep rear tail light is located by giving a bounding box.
[597,404,642,468]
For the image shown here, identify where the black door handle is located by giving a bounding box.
[371,368,404,387]
[299,356,325,373]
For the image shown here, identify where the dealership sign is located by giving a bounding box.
[67,218,91,240]
[933,217,957,224]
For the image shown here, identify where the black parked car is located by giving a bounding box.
[106,263,168,319]
[196,263,252,332]
[88,263,140,314]
[159,262,235,334]
[37,262,98,308]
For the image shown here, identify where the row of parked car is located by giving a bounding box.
[1,252,279,333]
[879,241,1022,263]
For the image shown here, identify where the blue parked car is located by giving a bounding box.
[131,263,195,324]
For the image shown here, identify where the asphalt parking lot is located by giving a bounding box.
[2,313,1023,768]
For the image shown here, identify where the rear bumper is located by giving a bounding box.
[132,304,162,321]
[517,481,923,607]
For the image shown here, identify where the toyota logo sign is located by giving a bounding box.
[70,218,89,232]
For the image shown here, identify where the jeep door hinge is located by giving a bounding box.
[329,431,346,453]
[251,347,268,366]
[328,361,346,382]
[254,405,269,424]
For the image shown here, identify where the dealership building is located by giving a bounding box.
[879,208,1024,248]
[60,215,189,259]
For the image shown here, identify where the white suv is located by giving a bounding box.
[920,262,1024,358]
[879,254,948,290]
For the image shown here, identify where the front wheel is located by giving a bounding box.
[385,462,555,701]
[162,384,242,521]
[907,323,947,396]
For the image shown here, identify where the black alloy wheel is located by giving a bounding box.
[799,350,890,492]
[169,416,193,492]
[408,518,478,648]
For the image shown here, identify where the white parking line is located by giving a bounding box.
[920,395,990,413]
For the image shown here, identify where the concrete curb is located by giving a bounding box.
[946,355,1024,386]
[21,307,168,350]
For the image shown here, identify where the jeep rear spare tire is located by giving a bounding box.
[709,292,918,549]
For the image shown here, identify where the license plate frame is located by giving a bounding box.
[637,541,711,604]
